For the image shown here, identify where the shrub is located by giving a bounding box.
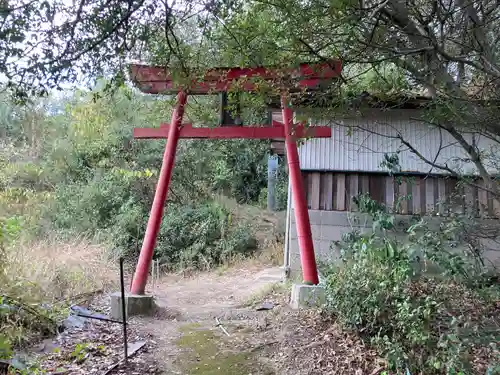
[324,194,500,375]
[325,235,500,374]
[325,237,433,371]
[50,167,258,271]
[155,202,257,270]
[109,201,257,270]
[50,168,154,236]
[2,89,270,275]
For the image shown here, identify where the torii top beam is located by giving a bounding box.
[129,61,342,95]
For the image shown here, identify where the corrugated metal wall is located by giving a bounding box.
[270,109,497,175]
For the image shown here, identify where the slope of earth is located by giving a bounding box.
[133,266,288,374]
[216,197,286,246]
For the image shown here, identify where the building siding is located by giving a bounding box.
[273,108,500,278]
[294,110,497,175]
[299,171,499,218]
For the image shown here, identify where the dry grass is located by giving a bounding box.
[254,240,284,266]
[1,234,118,303]
[241,280,290,307]
[274,310,386,375]
[209,196,286,274]
[212,240,284,277]
[215,195,286,245]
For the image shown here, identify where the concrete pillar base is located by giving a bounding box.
[110,292,155,321]
[290,284,325,309]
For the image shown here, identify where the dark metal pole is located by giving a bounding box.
[74,313,123,324]
[119,257,128,363]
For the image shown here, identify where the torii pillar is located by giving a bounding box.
[127,61,342,295]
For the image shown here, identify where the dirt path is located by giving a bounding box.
[131,265,288,374]
[25,264,383,374]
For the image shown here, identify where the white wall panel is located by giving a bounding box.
[294,110,498,175]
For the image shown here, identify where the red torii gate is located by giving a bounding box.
[128,61,342,295]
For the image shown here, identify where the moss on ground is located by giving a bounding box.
[175,324,274,375]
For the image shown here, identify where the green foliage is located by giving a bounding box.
[0,82,273,363]
[1,85,270,243]
[108,200,258,271]
[51,168,153,235]
[2,0,500,372]
[1,87,269,272]
[324,194,500,374]
[70,343,91,362]
[0,217,23,246]
[380,153,402,176]
[190,139,270,204]
[0,78,288,372]
[343,64,412,98]
[143,202,256,270]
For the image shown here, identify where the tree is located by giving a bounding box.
[3,0,500,199]
[214,0,500,198]
[0,0,220,94]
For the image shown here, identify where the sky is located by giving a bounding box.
[1,0,214,97]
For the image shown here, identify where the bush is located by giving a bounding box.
[325,235,500,374]
[109,201,257,270]
[50,168,154,235]
[2,88,269,274]
[324,194,500,375]
[155,202,257,270]
[50,167,259,271]
[179,139,270,205]
[325,237,431,371]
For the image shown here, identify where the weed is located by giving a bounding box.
[0,229,117,363]
[70,343,90,363]
[324,194,500,374]
[3,235,117,301]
